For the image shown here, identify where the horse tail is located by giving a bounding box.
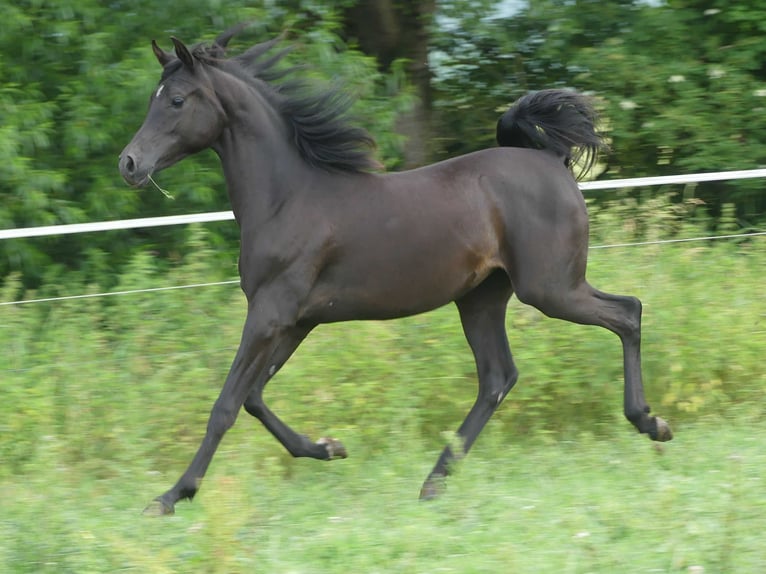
[495,89,606,179]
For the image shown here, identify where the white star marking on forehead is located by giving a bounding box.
[155,84,165,98]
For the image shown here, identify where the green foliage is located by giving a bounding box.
[432,1,766,219]
[0,1,410,287]
[1,195,765,570]
[4,0,765,291]
[2,419,766,571]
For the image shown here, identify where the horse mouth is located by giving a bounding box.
[125,174,151,188]
[119,153,154,187]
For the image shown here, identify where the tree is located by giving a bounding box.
[0,1,409,288]
[343,0,436,167]
[430,0,766,220]
[3,0,765,290]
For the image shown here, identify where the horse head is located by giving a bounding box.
[118,36,227,187]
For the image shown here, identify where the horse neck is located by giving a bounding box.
[210,74,316,228]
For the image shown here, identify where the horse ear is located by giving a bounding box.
[171,36,194,70]
[151,40,174,67]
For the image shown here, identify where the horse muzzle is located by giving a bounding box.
[118,150,154,187]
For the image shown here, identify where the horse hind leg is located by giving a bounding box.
[421,270,518,499]
[515,277,672,442]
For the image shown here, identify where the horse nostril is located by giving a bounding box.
[124,154,136,174]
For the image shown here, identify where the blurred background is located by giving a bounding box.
[1,1,765,572]
[1,0,765,287]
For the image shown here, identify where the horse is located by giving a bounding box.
[119,26,672,515]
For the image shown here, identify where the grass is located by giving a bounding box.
[1,416,765,572]
[1,212,765,572]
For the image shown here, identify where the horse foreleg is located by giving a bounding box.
[146,313,287,515]
[242,326,347,460]
[421,272,516,499]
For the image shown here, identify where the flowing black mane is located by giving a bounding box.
[185,34,379,174]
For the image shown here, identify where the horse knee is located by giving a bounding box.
[243,395,265,419]
[209,400,240,436]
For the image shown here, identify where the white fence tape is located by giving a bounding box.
[0,211,235,240]
[1,169,764,240]
[578,168,766,190]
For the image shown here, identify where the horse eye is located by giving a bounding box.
[171,96,185,108]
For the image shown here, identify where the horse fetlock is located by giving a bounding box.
[317,437,347,460]
[624,404,651,425]
[419,473,446,500]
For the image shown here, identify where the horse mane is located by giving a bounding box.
[189,32,380,174]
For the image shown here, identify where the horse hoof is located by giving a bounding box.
[317,437,347,460]
[652,417,673,442]
[143,498,175,516]
[419,475,446,501]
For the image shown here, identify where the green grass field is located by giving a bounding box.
[1,211,765,572]
[1,417,765,572]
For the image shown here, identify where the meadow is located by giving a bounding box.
[1,197,764,572]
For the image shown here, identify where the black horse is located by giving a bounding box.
[119,27,671,515]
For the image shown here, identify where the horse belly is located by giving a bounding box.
[303,237,498,323]
[300,175,505,323]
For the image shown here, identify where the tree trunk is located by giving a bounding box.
[344,0,436,167]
